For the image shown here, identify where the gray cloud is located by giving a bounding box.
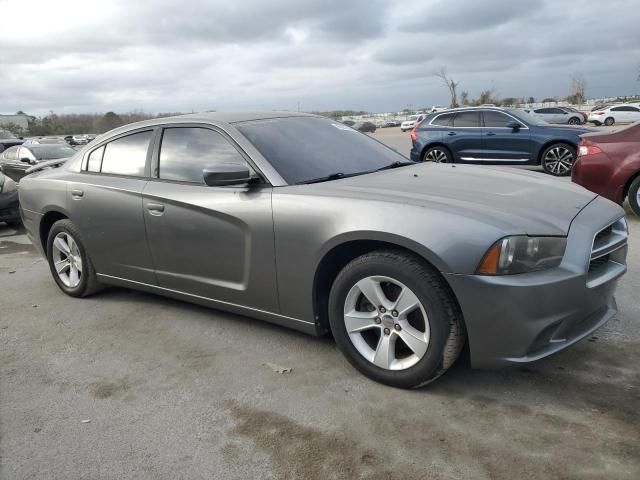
[1,0,639,116]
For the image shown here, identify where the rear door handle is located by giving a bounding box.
[447,132,457,136]
[71,189,84,198]
[486,132,496,136]
[146,203,165,215]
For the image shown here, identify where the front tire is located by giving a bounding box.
[421,146,452,163]
[541,143,576,176]
[328,250,465,388]
[46,219,102,297]
[628,176,640,216]
[568,117,581,125]
[604,117,615,126]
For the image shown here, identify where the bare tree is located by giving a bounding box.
[569,75,586,104]
[460,91,469,105]
[435,68,460,108]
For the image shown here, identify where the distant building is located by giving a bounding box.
[0,114,30,130]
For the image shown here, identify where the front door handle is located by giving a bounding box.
[146,203,165,216]
[486,132,496,136]
[447,132,457,136]
[71,189,84,198]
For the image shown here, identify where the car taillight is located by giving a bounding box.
[593,112,605,116]
[410,119,425,142]
[577,145,602,156]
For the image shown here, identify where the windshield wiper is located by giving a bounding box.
[373,161,415,172]
[296,172,362,185]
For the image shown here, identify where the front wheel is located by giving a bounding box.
[568,117,581,125]
[422,146,452,163]
[628,176,640,216]
[46,219,102,297]
[328,250,465,388]
[541,143,576,176]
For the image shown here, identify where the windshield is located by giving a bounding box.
[237,117,410,184]
[0,130,18,140]
[29,145,77,160]
[505,108,548,126]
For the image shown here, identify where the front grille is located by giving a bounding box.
[587,218,628,288]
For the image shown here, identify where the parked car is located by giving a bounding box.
[352,121,376,133]
[532,107,584,125]
[410,107,594,176]
[561,106,588,123]
[572,122,640,215]
[588,105,640,126]
[0,144,76,183]
[401,114,426,132]
[18,112,627,388]
[0,172,20,227]
[0,129,24,154]
[385,120,401,127]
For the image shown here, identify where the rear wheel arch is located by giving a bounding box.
[39,211,68,254]
[312,238,465,338]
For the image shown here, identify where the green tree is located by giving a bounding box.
[99,112,123,132]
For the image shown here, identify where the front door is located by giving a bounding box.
[142,126,279,312]
[481,110,532,162]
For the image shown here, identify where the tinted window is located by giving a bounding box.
[534,108,550,114]
[483,111,516,127]
[237,117,408,184]
[87,145,105,172]
[29,145,76,160]
[100,131,152,176]
[431,113,454,126]
[453,111,481,127]
[159,128,247,183]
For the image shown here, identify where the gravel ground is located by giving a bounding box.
[1,128,638,479]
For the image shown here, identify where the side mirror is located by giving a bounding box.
[506,121,522,131]
[203,163,253,186]
[20,157,35,164]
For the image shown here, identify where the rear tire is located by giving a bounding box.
[46,219,103,298]
[604,117,615,126]
[628,176,640,216]
[422,146,453,163]
[328,250,465,388]
[541,143,576,176]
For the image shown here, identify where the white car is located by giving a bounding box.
[588,105,640,126]
[400,114,427,132]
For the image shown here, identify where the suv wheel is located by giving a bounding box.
[328,250,465,388]
[541,143,576,176]
[46,219,102,297]
[422,146,452,163]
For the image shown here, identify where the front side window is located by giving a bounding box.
[453,111,481,127]
[482,111,514,127]
[100,131,152,176]
[158,127,247,183]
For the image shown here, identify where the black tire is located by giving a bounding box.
[421,145,453,163]
[568,117,581,125]
[604,117,615,126]
[46,219,103,297]
[328,250,465,388]
[541,143,576,176]
[628,176,640,216]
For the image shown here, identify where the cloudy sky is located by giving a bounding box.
[1,0,639,116]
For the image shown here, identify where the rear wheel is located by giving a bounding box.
[628,176,640,216]
[46,219,102,297]
[328,250,465,388]
[422,146,452,163]
[541,143,576,176]
[604,117,615,126]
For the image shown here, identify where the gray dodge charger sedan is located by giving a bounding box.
[18,112,628,388]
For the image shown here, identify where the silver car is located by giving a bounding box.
[18,112,628,388]
[532,107,584,125]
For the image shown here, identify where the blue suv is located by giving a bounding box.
[409,107,594,176]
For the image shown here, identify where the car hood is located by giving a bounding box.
[307,163,598,236]
[543,124,596,134]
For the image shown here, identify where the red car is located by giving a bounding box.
[572,122,640,215]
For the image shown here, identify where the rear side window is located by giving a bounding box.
[87,146,104,172]
[158,127,247,183]
[100,131,152,176]
[453,111,481,127]
[431,113,454,126]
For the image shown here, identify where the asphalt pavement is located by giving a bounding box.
[1,128,638,479]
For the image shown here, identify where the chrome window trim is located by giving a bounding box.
[427,109,529,130]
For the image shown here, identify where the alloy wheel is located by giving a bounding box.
[544,146,574,175]
[425,149,448,163]
[343,276,430,370]
[51,231,83,288]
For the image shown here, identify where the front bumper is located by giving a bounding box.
[0,191,20,221]
[446,196,627,369]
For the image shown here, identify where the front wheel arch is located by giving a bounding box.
[536,140,577,165]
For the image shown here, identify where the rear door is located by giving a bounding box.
[447,111,483,161]
[67,129,156,284]
[481,110,531,162]
[142,125,279,312]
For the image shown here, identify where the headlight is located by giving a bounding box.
[477,236,566,275]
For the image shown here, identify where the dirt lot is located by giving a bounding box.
[1,129,639,479]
